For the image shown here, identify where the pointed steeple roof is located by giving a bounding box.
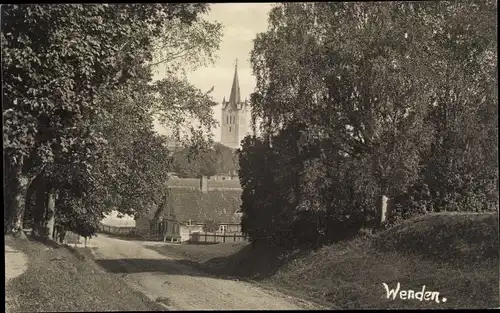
[228,59,241,107]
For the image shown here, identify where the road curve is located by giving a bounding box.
[90,234,315,310]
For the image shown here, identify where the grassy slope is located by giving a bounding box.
[272,212,499,309]
[5,236,167,312]
[149,212,499,309]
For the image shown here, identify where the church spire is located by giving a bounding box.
[228,58,241,105]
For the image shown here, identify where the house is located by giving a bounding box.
[134,191,181,242]
[210,172,239,181]
[101,210,136,227]
[135,176,243,242]
[135,210,180,242]
[166,176,242,190]
[170,186,243,241]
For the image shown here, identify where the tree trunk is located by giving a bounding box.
[32,182,57,242]
[45,191,56,241]
[4,188,13,231]
[5,156,46,237]
[32,178,47,238]
[6,170,33,238]
[4,159,18,232]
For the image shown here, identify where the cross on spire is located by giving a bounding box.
[234,58,238,69]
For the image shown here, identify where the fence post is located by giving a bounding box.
[214,233,216,243]
[234,233,236,242]
[223,234,226,243]
[205,232,207,243]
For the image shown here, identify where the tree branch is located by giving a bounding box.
[148,44,198,68]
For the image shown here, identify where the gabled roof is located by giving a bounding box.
[146,178,243,223]
[166,189,242,224]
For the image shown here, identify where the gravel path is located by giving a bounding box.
[5,244,29,313]
[90,234,316,310]
[5,245,28,282]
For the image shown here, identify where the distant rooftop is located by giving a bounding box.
[161,188,242,224]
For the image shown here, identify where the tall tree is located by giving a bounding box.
[419,0,498,211]
[2,4,221,236]
[241,1,497,246]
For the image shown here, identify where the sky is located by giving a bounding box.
[153,3,274,142]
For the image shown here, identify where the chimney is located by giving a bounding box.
[200,176,208,193]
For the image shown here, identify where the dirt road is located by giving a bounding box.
[5,245,28,283]
[5,244,28,313]
[90,235,316,310]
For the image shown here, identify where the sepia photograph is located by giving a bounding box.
[3,2,499,311]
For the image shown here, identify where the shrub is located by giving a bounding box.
[202,220,218,233]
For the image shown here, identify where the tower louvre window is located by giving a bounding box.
[229,126,231,132]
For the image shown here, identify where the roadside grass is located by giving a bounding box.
[149,212,499,309]
[4,236,167,312]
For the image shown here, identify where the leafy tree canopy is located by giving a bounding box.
[240,1,497,247]
[2,3,222,236]
[171,142,239,178]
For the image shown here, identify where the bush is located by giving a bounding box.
[238,130,372,249]
[202,220,218,233]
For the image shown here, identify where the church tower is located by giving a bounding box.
[221,59,251,150]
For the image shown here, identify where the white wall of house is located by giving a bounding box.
[101,210,136,227]
[179,225,204,242]
[179,224,243,242]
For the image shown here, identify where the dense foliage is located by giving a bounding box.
[239,1,498,248]
[171,142,239,178]
[2,4,222,238]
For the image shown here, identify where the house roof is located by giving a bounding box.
[165,188,242,224]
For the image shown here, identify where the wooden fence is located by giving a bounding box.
[188,232,247,244]
[99,223,137,237]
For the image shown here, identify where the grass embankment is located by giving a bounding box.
[5,236,167,312]
[149,212,499,309]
